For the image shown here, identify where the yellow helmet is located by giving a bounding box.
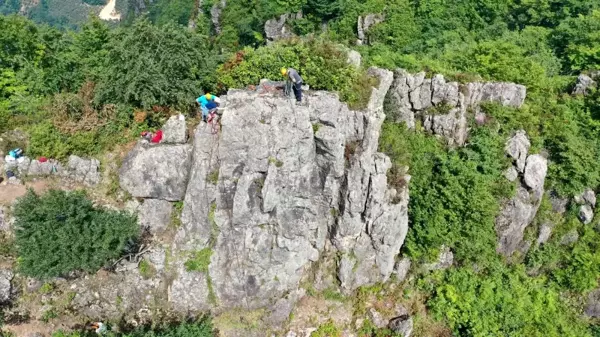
[205,93,212,100]
[280,67,287,76]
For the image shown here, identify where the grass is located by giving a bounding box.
[268,157,284,168]
[170,201,184,228]
[206,169,219,185]
[139,259,157,279]
[185,248,213,273]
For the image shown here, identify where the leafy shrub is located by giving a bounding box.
[216,38,376,109]
[380,122,510,263]
[51,319,215,337]
[14,190,138,279]
[428,263,592,337]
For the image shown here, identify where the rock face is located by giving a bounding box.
[357,14,385,45]
[0,269,13,303]
[138,199,173,234]
[264,12,302,43]
[119,143,192,201]
[3,154,101,185]
[385,70,526,146]
[124,66,411,312]
[161,114,188,144]
[572,74,597,95]
[496,131,548,256]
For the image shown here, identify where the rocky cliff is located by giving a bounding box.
[108,67,410,321]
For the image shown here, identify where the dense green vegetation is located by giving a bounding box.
[2,0,600,335]
[52,319,214,337]
[14,190,138,279]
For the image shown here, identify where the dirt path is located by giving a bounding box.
[0,181,49,206]
[99,0,120,21]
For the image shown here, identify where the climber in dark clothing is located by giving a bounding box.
[281,67,303,104]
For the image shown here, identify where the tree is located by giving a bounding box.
[95,18,214,110]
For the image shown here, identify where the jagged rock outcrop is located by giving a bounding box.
[3,154,101,185]
[572,73,599,95]
[357,14,385,45]
[385,70,526,146]
[0,269,13,303]
[210,0,226,34]
[264,12,302,43]
[119,143,192,201]
[162,114,188,144]
[496,131,548,256]
[586,289,600,318]
[111,66,410,313]
[575,188,596,224]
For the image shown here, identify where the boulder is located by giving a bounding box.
[368,308,387,328]
[0,268,13,303]
[357,14,385,45]
[586,289,600,318]
[161,114,187,144]
[560,229,579,245]
[389,315,413,337]
[575,189,596,207]
[505,130,530,173]
[347,50,362,68]
[504,167,518,182]
[264,12,301,42]
[523,155,547,191]
[119,143,192,201]
[67,155,101,185]
[394,257,411,283]
[138,199,173,234]
[536,224,553,245]
[572,74,596,95]
[579,205,594,225]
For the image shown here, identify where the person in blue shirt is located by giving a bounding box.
[196,93,219,121]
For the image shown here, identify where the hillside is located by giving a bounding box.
[2,1,600,337]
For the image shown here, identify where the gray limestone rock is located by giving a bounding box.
[347,50,362,68]
[496,187,543,256]
[162,114,187,144]
[560,229,579,245]
[385,70,527,146]
[580,205,594,225]
[504,166,519,182]
[210,0,226,34]
[573,74,596,95]
[394,258,411,283]
[67,155,100,185]
[389,312,413,337]
[549,192,569,214]
[0,269,13,303]
[117,67,409,313]
[27,159,58,176]
[586,289,600,318]
[169,261,211,313]
[523,155,547,191]
[368,308,387,329]
[537,224,553,245]
[357,14,385,45]
[575,189,597,207]
[138,199,173,234]
[505,131,530,173]
[264,12,301,42]
[424,246,454,271]
[497,150,547,257]
[0,207,8,233]
[119,143,192,201]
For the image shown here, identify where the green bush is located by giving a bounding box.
[380,122,510,263]
[14,190,139,279]
[51,319,215,337]
[428,263,592,337]
[216,39,376,109]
